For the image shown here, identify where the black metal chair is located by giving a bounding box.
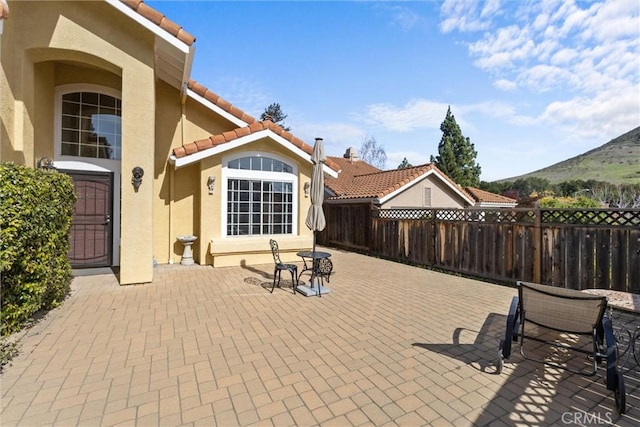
[314,257,333,287]
[269,239,298,293]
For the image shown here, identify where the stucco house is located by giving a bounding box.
[1,0,339,285]
[325,151,475,209]
[325,148,516,209]
[464,187,517,208]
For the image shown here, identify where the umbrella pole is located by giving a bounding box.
[312,232,320,296]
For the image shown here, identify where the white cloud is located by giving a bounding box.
[441,0,639,145]
[356,99,449,132]
[494,79,517,91]
[389,5,420,31]
[550,48,578,65]
[469,25,534,70]
[581,0,640,42]
[292,121,366,154]
[460,0,639,92]
[439,0,495,33]
[480,0,501,18]
[460,101,537,127]
[539,86,640,141]
[519,64,574,93]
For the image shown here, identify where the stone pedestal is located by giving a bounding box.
[177,235,197,266]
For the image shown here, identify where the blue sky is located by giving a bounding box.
[147,0,640,181]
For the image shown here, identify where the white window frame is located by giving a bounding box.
[221,151,299,238]
[55,84,122,165]
[54,84,122,266]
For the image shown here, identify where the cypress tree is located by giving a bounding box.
[430,106,481,187]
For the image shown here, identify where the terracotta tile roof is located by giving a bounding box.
[465,187,517,204]
[325,156,381,196]
[187,80,257,124]
[121,0,196,46]
[172,120,341,173]
[328,163,455,201]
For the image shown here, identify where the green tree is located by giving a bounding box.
[430,106,481,187]
[397,158,412,169]
[360,136,387,169]
[260,103,290,131]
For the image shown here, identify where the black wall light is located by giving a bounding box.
[37,157,56,171]
[132,166,144,192]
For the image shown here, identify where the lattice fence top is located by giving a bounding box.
[540,209,640,226]
[373,208,640,227]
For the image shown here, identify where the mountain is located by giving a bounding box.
[498,126,640,185]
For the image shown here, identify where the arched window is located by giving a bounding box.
[223,155,297,237]
[59,90,122,160]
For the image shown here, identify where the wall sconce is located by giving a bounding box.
[207,176,216,195]
[304,182,310,197]
[37,157,56,171]
[131,166,144,192]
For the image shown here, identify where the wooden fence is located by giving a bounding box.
[318,204,640,293]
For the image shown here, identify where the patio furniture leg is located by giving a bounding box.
[290,269,297,294]
[603,314,625,413]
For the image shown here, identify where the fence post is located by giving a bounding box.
[533,207,542,283]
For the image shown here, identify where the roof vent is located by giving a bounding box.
[344,147,359,162]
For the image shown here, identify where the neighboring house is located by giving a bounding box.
[325,149,515,209]
[1,0,339,285]
[464,187,517,208]
[324,147,382,198]
[325,151,474,209]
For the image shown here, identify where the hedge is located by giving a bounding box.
[0,162,76,336]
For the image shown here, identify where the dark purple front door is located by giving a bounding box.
[64,170,113,268]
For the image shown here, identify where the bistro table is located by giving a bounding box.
[295,251,331,297]
[582,289,640,368]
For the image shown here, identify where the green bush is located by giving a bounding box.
[538,195,601,208]
[0,162,76,336]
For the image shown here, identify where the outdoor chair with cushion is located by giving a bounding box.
[269,239,298,294]
[498,281,625,413]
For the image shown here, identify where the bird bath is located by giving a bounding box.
[177,235,197,265]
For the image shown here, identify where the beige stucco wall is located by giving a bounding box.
[381,174,467,209]
[1,1,156,284]
[3,0,318,280]
[153,84,316,268]
[198,138,315,267]
[153,82,250,266]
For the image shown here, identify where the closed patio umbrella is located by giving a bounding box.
[305,137,326,242]
[304,138,326,294]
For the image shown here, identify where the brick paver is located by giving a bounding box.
[1,248,638,426]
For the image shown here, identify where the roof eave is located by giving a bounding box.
[186,88,249,127]
[326,197,380,205]
[107,0,193,93]
[107,0,190,52]
[169,130,339,178]
[474,202,518,208]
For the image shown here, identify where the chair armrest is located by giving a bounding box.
[501,296,520,359]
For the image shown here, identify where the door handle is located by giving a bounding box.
[104,214,111,225]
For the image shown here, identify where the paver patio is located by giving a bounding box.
[1,248,638,426]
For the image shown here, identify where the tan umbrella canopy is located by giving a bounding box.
[305,137,326,251]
